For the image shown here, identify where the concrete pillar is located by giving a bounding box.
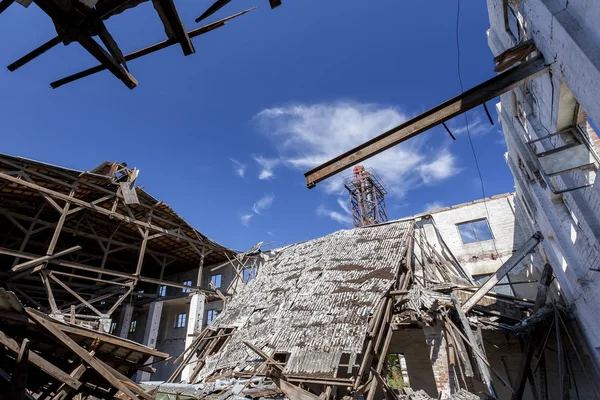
[138,301,163,382]
[181,293,206,382]
[424,323,453,400]
[117,303,133,339]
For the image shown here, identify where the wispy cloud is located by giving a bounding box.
[255,102,461,196]
[229,158,246,178]
[241,214,254,226]
[423,202,445,212]
[240,193,276,226]
[252,155,281,180]
[419,151,461,184]
[317,205,352,226]
[252,193,275,215]
[447,114,493,136]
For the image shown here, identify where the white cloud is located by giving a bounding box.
[241,214,253,226]
[252,155,281,180]
[255,102,461,196]
[336,198,351,215]
[252,193,275,215]
[419,150,461,184]
[229,158,246,178]
[317,205,352,226]
[447,115,492,136]
[424,202,445,212]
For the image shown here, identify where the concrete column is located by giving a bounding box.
[424,323,453,400]
[181,293,206,382]
[138,301,163,382]
[117,303,133,339]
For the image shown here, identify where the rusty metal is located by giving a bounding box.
[344,166,388,228]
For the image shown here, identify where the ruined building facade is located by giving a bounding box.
[486,0,600,373]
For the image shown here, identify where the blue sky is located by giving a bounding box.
[0,0,514,251]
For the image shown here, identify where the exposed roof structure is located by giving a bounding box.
[0,152,233,322]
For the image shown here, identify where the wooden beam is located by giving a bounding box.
[10,338,30,400]
[0,172,208,247]
[0,0,14,15]
[47,272,104,317]
[50,8,256,88]
[0,330,82,390]
[304,56,549,188]
[152,0,195,55]
[462,232,543,313]
[195,0,231,22]
[7,36,63,71]
[11,245,82,272]
[510,264,554,400]
[32,0,137,89]
[25,308,140,400]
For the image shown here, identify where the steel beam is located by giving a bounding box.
[304,56,549,188]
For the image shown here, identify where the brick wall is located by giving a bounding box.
[486,0,600,374]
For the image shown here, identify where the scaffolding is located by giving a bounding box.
[344,165,388,228]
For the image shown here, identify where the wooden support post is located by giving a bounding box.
[511,264,553,400]
[451,296,498,397]
[40,271,59,314]
[47,272,104,317]
[462,232,544,313]
[9,338,30,400]
[304,56,549,188]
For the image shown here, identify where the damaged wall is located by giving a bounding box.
[419,193,544,299]
[486,0,600,373]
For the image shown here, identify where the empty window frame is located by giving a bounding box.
[129,320,137,333]
[182,280,192,293]
[175,313,187,328]
[457,219,494,244]
[206,309,219,324]
[159,285,167,297]
[210,274,222,289]
[243,267,257,283]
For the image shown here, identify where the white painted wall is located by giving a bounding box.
[486,0,600,373]
[418,194,543,299]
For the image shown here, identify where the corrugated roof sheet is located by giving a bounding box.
[199,220,414,378]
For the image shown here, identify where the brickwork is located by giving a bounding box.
[423,323,453,400]
[486,0,600,374]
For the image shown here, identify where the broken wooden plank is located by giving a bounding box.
[450,296,498,397]
[304,56,548,188]
[0,330,81,390]
[25,308,139,400]
[32,0,137,89]
[0,0,14,14]
[10,338,30,400]
[50,8,255,88]
[195,0,232,22]
[7,35,63,71]
[462,232,544,313]
[152,0,194,55]
[11,245,82,272]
